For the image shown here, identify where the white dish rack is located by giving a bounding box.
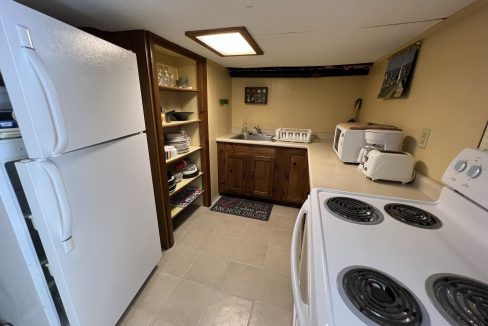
[275,128,312,143]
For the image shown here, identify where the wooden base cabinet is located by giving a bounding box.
[218,143,276,200]
[247,154,275,199]
[276,148,310,205]
[222,151,247,196]
[218,143,309,206]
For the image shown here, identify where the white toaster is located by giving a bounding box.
[358,149,415,184]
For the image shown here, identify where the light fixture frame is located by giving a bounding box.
[185,26,263,57]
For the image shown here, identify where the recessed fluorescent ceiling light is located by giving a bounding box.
[197,33,255,56]
[185,27,263,57]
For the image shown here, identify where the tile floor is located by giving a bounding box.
[118,203,300,326]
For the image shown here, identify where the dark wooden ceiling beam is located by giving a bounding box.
[228,63,373,78]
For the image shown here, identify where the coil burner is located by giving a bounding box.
[339,267,424,326]
[325,197,383,225]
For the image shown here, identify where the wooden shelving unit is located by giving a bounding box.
[169,172,204,197]
[159,86,200,93]
[162,119,201,128]
[166,146,201,164]
[170,190,205,219]
[88,29,210,249]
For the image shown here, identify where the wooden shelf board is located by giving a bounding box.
[169,172,204,197]
[170,190,205,219]
[159,86,200,93]
[162,119,201,128]
[166,146,201,164]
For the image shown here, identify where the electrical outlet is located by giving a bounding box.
[419,128,431,149]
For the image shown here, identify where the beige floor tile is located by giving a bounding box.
[206,209,232,219]
[271,205,300,218]
[245,218,272,227]
[201,234,240,259]
[231,240,268,267]
[190,212,224,233]
[198,290,253,326]
[263,246,291,276]
[158,246,198,277]
[223,214,254,225]
[192,205,211,216]
[248,301,293,326]
[173,208,202,235]
[255,271,293,311]
[178,227,213,251]
[157,279,214,326]
[219,262,262,300]
[173,230,186,242]
[119,307,156,326]
[214,218,248,238]
[268,228,292,251]
[133,271,180,314]
[268,214,297,231]
[183,253,229,286]
[150,318,179,326]
[240,224,274,245]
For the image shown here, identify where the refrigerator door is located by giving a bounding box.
[0,198,55,326]
[15,133,161,326]
[0,139,58,326]
[0,0,145,159]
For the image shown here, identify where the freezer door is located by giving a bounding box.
[0,0,145,159]
[15,134,161,326]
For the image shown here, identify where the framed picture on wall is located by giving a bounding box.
[378,42,421,99]
[245,87,268,104]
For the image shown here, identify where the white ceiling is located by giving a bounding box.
[16,0,475,67]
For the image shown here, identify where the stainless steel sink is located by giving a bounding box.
[231,133,274,141]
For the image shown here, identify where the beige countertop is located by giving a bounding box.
[217,134,442,201]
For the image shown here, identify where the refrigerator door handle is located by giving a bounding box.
[16,25,68,157]
[40,160,74,253]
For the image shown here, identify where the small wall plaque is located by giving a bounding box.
[245,87,268,104]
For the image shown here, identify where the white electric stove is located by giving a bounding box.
[292,148,488,326]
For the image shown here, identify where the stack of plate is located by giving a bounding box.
[168,175,176,193]
[165,131,191,154]
[172,158,199,179]
[182,164,199,178]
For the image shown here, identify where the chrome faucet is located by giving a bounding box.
[241,122,248,134]
[254,125,263,134]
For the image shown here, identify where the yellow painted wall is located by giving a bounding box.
[359,1,488,182]
[231,77,366,132]
[206,61,232,202]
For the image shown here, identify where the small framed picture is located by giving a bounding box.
[245,87,268,104]
[478,121,488,152]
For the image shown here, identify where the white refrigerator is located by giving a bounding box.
[0,1,162,325]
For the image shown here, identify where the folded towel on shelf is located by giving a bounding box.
[170,186,203,208]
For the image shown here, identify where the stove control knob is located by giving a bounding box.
[467,165,482,178]
[454,160,467,172]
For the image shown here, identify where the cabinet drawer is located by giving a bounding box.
[222,143,276,158]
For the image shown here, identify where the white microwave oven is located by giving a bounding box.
[332,124,366,163]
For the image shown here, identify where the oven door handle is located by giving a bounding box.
[291,198,309,326]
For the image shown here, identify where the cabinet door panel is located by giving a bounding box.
[223,152,247,195]
[281,150,310,205]
[247,155,275,199]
